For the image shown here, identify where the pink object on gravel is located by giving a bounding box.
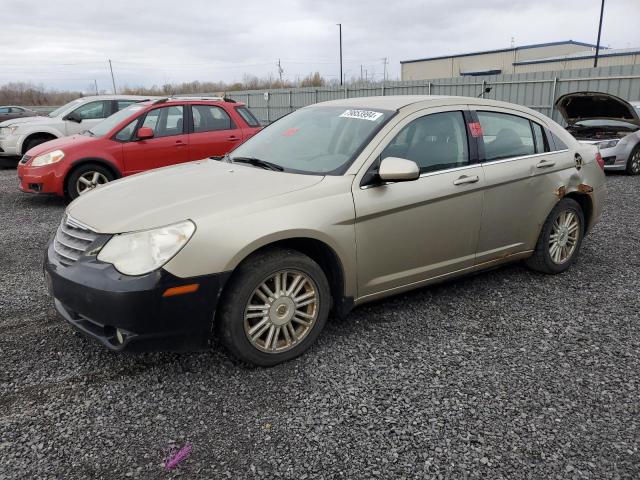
[164,443,193,470]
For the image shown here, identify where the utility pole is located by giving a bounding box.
[277,59,284,86]
[382,57,388,82]
[594,0,605,67]
[337,23,343,86]
[108,59,117,94]
[360,65,363,82]
[94,79,99,95]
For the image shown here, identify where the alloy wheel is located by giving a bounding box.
[630,151,640,174]
[77,171,109,195]
[548,210,580,264]
[243,270,319,353]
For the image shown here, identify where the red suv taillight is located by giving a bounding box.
[595,152,605,170]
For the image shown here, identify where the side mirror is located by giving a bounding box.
[378,157,420,182]
[64,112,82,123]
[137,127,154,140]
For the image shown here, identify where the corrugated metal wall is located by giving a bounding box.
[218,64,640,125]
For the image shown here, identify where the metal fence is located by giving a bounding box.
[221,64,640,125]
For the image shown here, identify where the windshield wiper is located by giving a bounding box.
[230,156,284,171]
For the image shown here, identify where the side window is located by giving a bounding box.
[235,106,261,127]
[192,105,235,133]
[141,106,184,138]
[477,111,535,161]
[531,122,548,153]
[550,131,569,151]
[116,100,138,111]
[381,111,469,174]
[72,101,109,120]
[115,118,139,142]
[0,107,9,113]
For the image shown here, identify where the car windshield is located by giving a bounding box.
[48,98,84,118]
[228,106,394,175]
[87,104,146,137]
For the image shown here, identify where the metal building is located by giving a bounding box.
[400,40,639,80]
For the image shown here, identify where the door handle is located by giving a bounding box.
[228,135,240,142]
[174,140,187,147]
[536,160,555,169]
[453,175,479,185]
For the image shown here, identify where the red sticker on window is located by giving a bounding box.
[469,122,483,137]
[282,127,299,137]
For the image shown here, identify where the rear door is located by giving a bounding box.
[188,104,243,159]
[352,107,485,299]
[472,107,574,262]
[122,105,189,174]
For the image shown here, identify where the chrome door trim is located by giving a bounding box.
[480,149,569,167]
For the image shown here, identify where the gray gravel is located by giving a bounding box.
[0,167,638,479]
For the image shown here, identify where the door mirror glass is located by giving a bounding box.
[379,157,420,182]
[137,127,154,140]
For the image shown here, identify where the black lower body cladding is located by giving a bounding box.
[44,240,230,352]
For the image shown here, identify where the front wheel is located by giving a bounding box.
[66,163,114,200]
[525,198,585,274]
[216,248,331,366]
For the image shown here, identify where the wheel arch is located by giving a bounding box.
[20,130,59,153]
[223,236,353,318]
[64,158,122,194]
[564,191,593,234]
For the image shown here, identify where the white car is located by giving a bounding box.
[0,95,155,158]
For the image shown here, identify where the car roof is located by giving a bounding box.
[137,98,245,107]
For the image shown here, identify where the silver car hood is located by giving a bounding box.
[555,91,640,126]
[67,160,324,233]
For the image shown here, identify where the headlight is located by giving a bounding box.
[597,139,619,150]
[0,125,19,136]
[31,150,65,166]
[97,220,196,275]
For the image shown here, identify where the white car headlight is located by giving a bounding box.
[0,125,19,136]
[97,220,196,276]
[31,150,65,166]
[597,139,619,150]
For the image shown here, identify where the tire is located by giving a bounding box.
[525,198,585,274]
[66,163,114,200]
[216,248,331,366]
[23,135,54,154]
[625,144,640,176]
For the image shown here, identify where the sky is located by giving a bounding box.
[0,0,638,92]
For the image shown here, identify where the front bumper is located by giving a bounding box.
[17,161,66,196]
[45,238,230,352]
[0,134,24,156]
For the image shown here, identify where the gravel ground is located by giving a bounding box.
[0,168,638,479]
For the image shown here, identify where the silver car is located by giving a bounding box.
[556,91,640,175]
[44,96,605,366]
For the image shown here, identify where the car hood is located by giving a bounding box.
[555,91,640,126]
[0,115,57,128]
[67,160,325,233]
[26,134,98,157]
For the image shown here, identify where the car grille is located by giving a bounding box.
[20,155,31,165]
[53,215,99,266]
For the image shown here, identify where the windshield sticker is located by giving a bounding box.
[282,127,300,136]
[339,110,383,121]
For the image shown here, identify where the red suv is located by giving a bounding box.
[17,97,262,199]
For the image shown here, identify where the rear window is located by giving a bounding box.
[235,106,261,127]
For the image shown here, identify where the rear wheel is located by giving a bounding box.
[217,248,331,366]
[66,163,114,200]
[525,198,584,274]
[625,145,640,175]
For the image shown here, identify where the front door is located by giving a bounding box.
[352,108,485,299]
[122,105,189,174]
[64,100,111,135]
